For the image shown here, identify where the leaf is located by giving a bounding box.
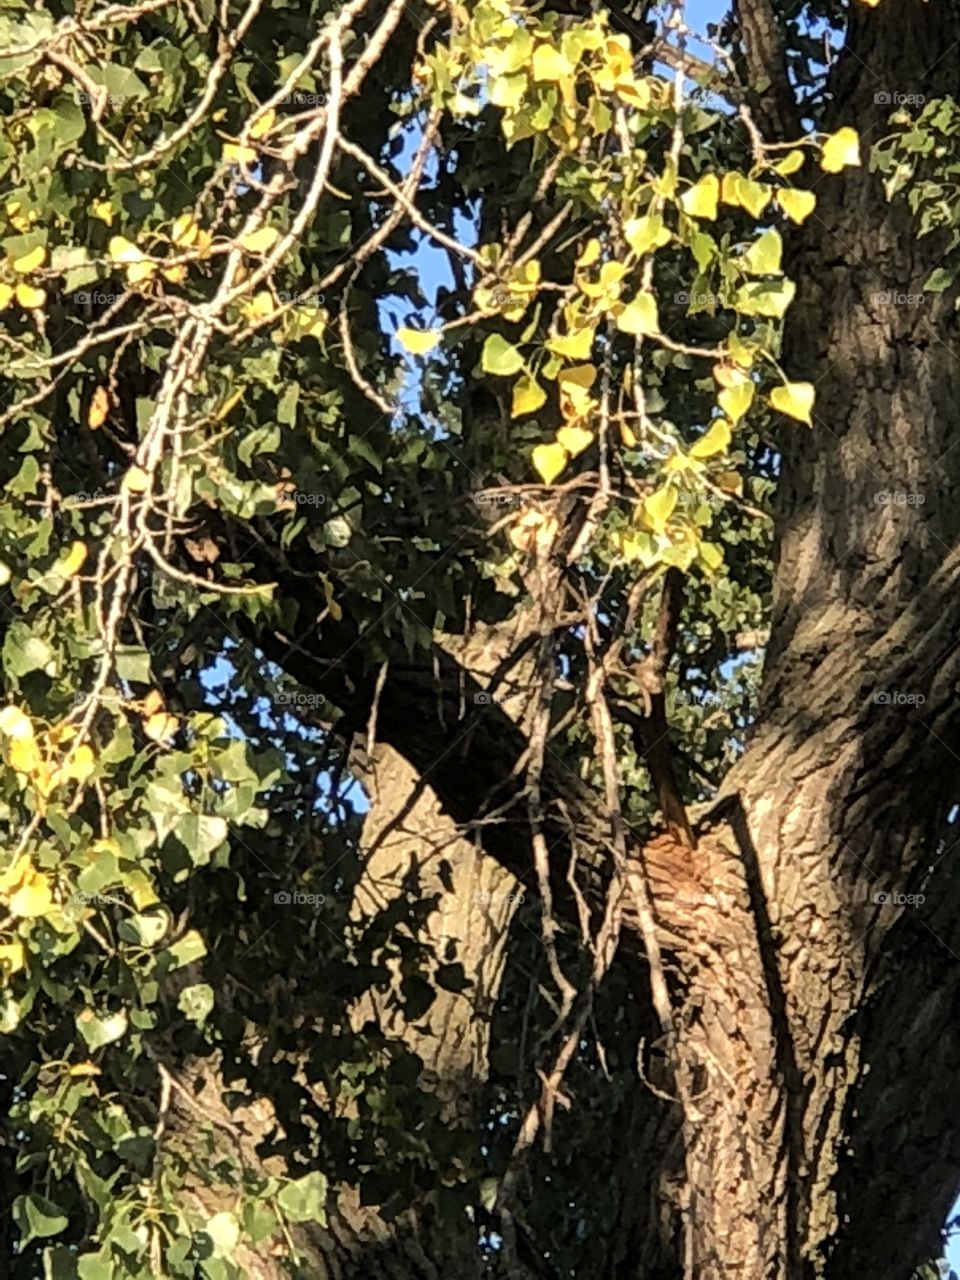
[12,1193,68,1244]
[178,982,214,1025]
[239,226,280,254]
[143,711,177,743]
[532,442,569,485]
[774,150,806,176]
[174,813,229,861]
[223,140,257,165]
[481,333,524,376]
[12,244,45,273]
[697,541,724,573]
[777,188,817,225]
[10,872,53,918]
[741,229,783,275]
[171,213,199,246]
[0,941,25,973]
[923,266,954,292]
[821,127,860,173]
[679,173,719,221]
[60,540,88,578]
[616,293,660,335]
[122,466,150,494]
[690,419,733,458]
[249,107,276,139]
[0,706,33,740]
[623,213,671,255]
[734,279,796,318]
[277,1171,327,1224]
[556,425,594,457]
[397,326,440,356]
[206,1211,241,1257]
[87,386,110,429]
[718,382,754,424]
[546,326,595,360]
[769,381,815,425]
[531,44,571,81]
[0,283,12,309]
[15,283,45,309]
[108,235,141,264]
[643,485,678,533]
[511,374,547,417]
[76,1007,128,1050]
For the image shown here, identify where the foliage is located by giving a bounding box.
[0,0,948,1274]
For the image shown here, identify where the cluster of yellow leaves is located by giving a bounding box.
[0,705,95,808]
[220,105,278,166]
[0,242,47,311]
[0,854,53,920]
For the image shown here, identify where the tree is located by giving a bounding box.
[0,0,959,1275]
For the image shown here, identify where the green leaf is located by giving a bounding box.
[734,280,796,318]
[277,1171,328,1224]
[481,333,525,376]
[13,1193,68,1244]
[76,1008,128,1051]
[740,229,783,276]
[178,982,215,1026]
[615,293,660,335]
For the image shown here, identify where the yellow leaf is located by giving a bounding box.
[556,425,593,457]
[0,283,13,309]
[122,467,150,494]
[620,419,638,448]
[397,327,441,356]
[547,325,595,361]
[679,173,719,221]
[0,707,33,741]
[223,141,257,165]
[142,690,165,717]
[614,75,650,109]
[12,244,45,273]
[777,188,817,224]
[576,238,602,269]
[171,213,199,247]
[109,236,141,264]
[774,149,806,176]
[615,293,660,336]
[557,364,596,390]
[738,179,772,218]
[63,744,95,783]
[689,418,733,459]
[9,736,41,775]
[242,291,277,323]
[10,872,53,919]
[623,213,671,256]
[532,442,569,485]
[512,374,547,418]
[60,540,88,578]
[15,283,45,309]
[68,1061,101,1077]
[88,386,110,430]
[125,260,156,285]
[143,711,178,743]
[249,107,276,139]
[0,941,25,973]
[532,45,572,82]
[713,363,751,389]
[642,485,678,534]
[162,263,187,284]
[239,226,280,254]
[509,509,558,555]
[718,381,755,424]
[821,127,860,174]
[769,381,815,425]
[216,389,245,421]
[90,198,114,225]
[0,854,31,893]
[727,333,755,368]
